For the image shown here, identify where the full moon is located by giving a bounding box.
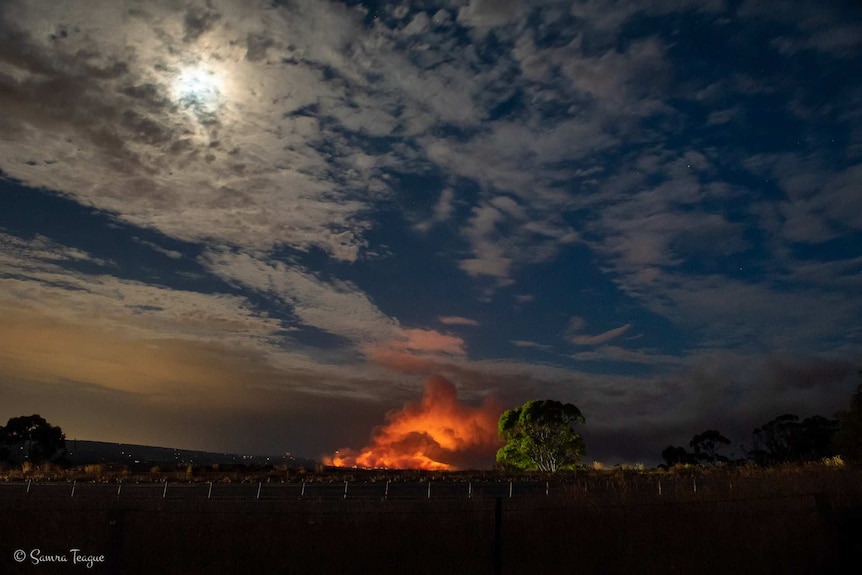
[173,65,222,112]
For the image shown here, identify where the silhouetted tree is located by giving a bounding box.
[795,416,839,460]
[496,400,585,472]
[0,414,66,464]
[661,445,697,467]
[749,413,838,465]
[689,430,731,465]
[834,373,862,464]
[749,414,793,465]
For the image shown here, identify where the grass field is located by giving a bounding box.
[1,465,860,574]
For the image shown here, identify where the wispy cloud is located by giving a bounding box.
[200,249,399,348]
[438,316,480,327]
[511,340,553,351]
[389,329,467,356]
[567,318,632,345]
[0,232,114,268]
[571,346,683,366]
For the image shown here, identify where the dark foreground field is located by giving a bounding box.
[1,468,861,574]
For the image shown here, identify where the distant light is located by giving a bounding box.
[173,65,222,112]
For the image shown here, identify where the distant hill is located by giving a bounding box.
[64,440,318,471]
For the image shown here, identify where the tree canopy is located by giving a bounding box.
[0,414,66,465]
[834,376,862,464]
[689,430,731,465]
[496,400,585,472]
[748,414,838,465]
[662,429,731,467]
[661,445,697,467]
[662,413,842,468]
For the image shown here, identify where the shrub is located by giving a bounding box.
[822,455,844,467]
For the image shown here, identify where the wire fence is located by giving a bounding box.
[1,479,549,501]
[2,469,859,503]
[2,478,852,575]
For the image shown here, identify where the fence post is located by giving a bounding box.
[494,497,503,575]
[163,481,168,499]
[117,483,122,497]
[26,479,31,494]
[468,481,473,499]
[344,480,349,500]
[546,481,549,496]
[427,481,431,499]
[256,481,262,500]
[509,480,513,498]
[693,477,697,493]
[385,480,390,499]
[71,480,76,498]
[300,480,305,498]
[208,481,213,499]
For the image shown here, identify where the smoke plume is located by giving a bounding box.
[325,375,503,470]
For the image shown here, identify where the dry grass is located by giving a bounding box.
[1,463,861,574]
[2,460,861,498]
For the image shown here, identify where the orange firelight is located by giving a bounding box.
[324,376,503,470]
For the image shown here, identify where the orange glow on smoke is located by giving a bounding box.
[324,376,503,470]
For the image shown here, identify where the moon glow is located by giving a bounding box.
[173,65,223,112]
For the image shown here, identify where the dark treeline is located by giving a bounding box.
[661,415,838,467]
[0,414,66,466]
[662,376,862,467]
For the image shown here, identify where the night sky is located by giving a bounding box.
[1,0,860,467]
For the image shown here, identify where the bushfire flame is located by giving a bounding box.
[324,376,503,470]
